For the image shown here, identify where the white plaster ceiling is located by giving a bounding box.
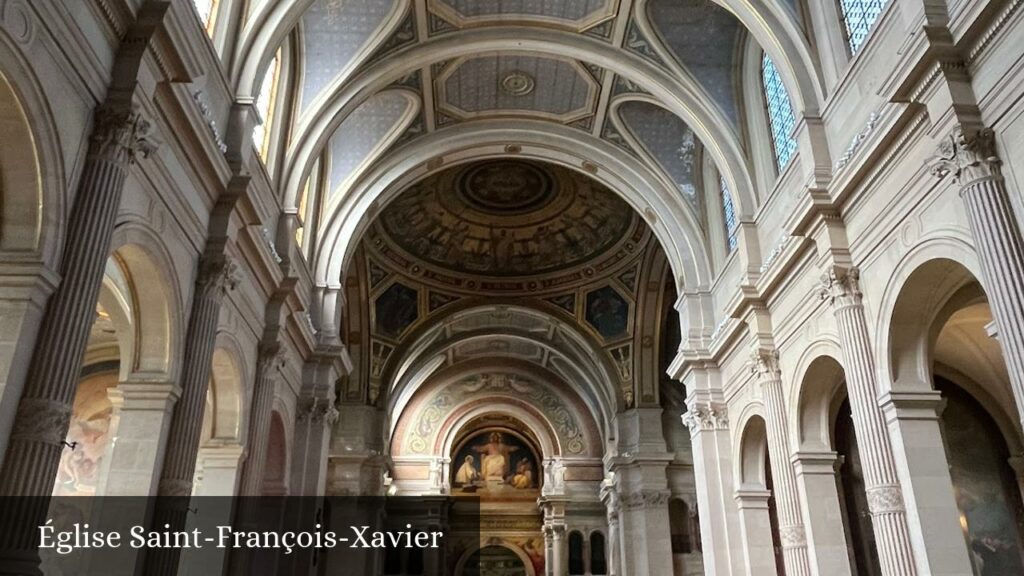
[436,55,599,123]
[429,0,617,30]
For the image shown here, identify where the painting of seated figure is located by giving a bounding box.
[451,430,540,496]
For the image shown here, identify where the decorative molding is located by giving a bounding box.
[834,111,881,171]
[779,525,807,548]
[621,489,671,511]
[191,91,228,154]
[759,234,793,274]
[866,485,906,515]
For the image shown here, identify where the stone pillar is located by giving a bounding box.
[98,381,179,496]
[683,398,740,575]
[879,391,974,575]
[0,12,166,564]
[0,115,155,497]
[142,255,239,576]
[225,345,284,576]
[540,499,568,576]
[751,350,812,576]
[931,125,1024,429]
[237,345,285,496]
[734,489,779,576]
[792,451,853,576]
[820,267,918,575]
[617,488,673,576]
[599,483,621,576]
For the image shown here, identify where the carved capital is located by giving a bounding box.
[930,125,1000,186]
[256,344,286,379]
[89,106,158,164]
[750,348,781,380]
[11,398,72,446]
[196,255,241,301]
[866,485,906,515]
[819,266,862,308]
[682,400,728,434]
[298,397,339,425]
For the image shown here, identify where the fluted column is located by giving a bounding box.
[237,345,285,496]
[820,268,918,575]
[142,255,239,576]
[224,345,284,576]
[751,350,812,576]
[931,125,1024,428]
[0,107,155,497]
[600,484,621,576]
[0,103,156,574]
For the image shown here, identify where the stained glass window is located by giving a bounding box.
[253,49,282,160]
[721,176,738,252]
[762,54,797,170]
[840,0,887,55]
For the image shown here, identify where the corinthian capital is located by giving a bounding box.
[819,266,862,308]
[89,106,158,164]
[196,255,241,301]
[256,343,286,379]
[930,125,1000,185]
[750,348,781,379]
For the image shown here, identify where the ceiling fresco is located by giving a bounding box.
[373,160,639,279]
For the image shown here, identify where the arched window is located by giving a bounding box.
[720,176,738,252]
[568,531,585,575]
[590,532,607,575]
[839,0,888,55]
[191,0,219,34]
[253,49,282,161]
[761,54,797,170]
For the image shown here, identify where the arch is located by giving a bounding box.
[793,348,846,452]
[454,541,537,576]
[875,234,982,392]
[280,27,757,220]
[205,338,247,443]
[736,412,769,488]
[0,33,64,263]
[108,221,184,381]
[263,410,289,495]
[383,301,620,437]
[313,121,714,299]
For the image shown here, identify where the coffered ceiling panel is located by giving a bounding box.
[436,55,599,123]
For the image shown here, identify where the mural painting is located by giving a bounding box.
[585,286,629,340]
[452,431,539,496]
[375,282,419,337]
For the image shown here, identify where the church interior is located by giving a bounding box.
[2,0,1024,575]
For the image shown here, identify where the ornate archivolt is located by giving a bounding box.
[380,304,623,435]
[314,121,714,294]
[390,368,602,461]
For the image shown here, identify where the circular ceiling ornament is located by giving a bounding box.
[374,160,638,278]
[456,160,555,216]
[501,71,536,96]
